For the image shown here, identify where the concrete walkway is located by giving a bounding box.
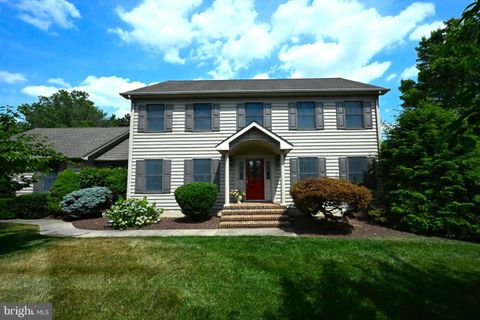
[0,219,297,238]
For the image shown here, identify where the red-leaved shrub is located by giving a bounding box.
[290,177,372,220]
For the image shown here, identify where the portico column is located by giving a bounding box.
[224,152,230,206]
[280,152,286,205]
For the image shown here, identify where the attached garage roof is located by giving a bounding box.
[20,127,129,160]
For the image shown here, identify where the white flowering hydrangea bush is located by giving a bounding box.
[104,197,162,229]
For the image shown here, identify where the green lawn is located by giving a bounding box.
[1,224,479,320]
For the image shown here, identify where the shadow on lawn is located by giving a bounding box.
[289,215,353,236]
[0,223,51,256]
[266,256,480,320]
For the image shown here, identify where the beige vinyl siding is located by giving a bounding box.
[129,97,378,212]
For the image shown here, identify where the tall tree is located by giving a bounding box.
[0,107,64,195]
[378,2,480,241]
[18,90,129,129]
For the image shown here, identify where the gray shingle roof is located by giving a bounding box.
[121,78,388,97]
[21,127,129,159]
[95,138,129,161]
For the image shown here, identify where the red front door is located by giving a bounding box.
[246,159,265,200]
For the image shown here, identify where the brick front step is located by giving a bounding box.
[221,214,289,222]
[219,220,291,228]
[221,209,286,216]
[225,203,286,210]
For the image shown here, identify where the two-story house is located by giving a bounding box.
[120,78,388,215]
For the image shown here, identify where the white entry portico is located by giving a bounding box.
[216,122,293,206]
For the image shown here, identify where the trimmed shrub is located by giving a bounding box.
[79,167,106,189]
[47,169,80,210]
[290,177,372,220]
[104,168,127,200]
[13,193,51,219]
[174,182,218,218]
[0,198,15,219]
[79,167,127,200]
[60,187,112,218]
[104,197,162,230]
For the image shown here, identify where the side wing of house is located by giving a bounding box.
[127,95,380,214]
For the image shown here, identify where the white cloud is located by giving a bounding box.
[111,0,436,82]
[111,0,202,64]
[386,73,397,81]
[252,73,270,79]
[47,77,70,87]
[0,70,27,83]
[22,76,145,116]
[401,65,418,79]
[409,20,444,41]
[15,0,80,31]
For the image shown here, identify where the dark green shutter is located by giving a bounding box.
[135,160,145,193]
[165,104,173,132]
[339,158,347,180]
[264,103,272,129]
[288,102,297,130]
[290,158,298,186]
[162,160,171,193]
[363,101,373,129]
[211,159,220,192]
[184,160,193,184]
[138,105,147,132]
[336,102,345,129]
[185,104,193,132]
[237,103,245,130]
[212,104,220,131]
[315,102,324,130]
[318,158,326,177]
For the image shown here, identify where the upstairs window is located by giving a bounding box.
[193,103,212,131]
[145,159,163,192]
[193,159,212,182]
[245,103,264,126]
[146,104,165,131]
[344,101,364,129]
[297,102,315,129]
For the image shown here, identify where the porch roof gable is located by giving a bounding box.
[216,122,293,152]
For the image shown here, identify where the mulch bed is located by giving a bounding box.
[72,216,220,230]
[72,214,415,238]
[290,215,415,238]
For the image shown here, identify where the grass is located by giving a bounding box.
[0,223,479,320]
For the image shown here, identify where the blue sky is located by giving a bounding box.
[0,0,471,122]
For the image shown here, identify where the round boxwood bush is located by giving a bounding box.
[104,197,162,230]
[60,187,112,218]
[290,177,372,220]
[174,182,218,218]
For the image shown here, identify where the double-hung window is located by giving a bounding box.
[145,159,163,192]
[193,103,212,131]
[245,103,264,126]
[299,157,318,181]
[347,157,368,183]
[146,104,165,131]
[193,159,211,182]
[344,101,364,129]
[297,102,315,129]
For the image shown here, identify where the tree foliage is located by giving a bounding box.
[18,90,129,129]
[0,107,64,195]
[378,2,480,241]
